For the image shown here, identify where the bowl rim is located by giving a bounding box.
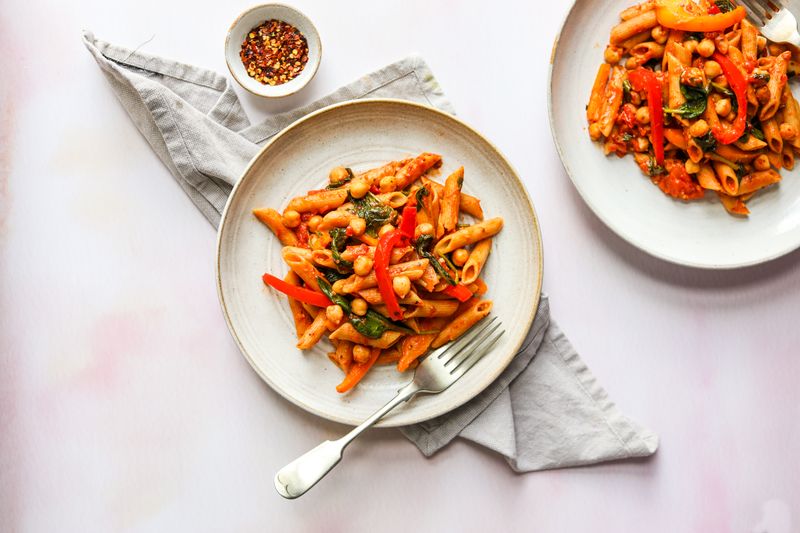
[225,2,322,99]
[214,98,544,427]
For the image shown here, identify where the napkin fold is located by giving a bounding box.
[83,31,658,472]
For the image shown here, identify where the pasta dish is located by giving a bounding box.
[587,0,798,215]
[253,153,503,392]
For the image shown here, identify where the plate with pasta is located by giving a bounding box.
[216,99,542,426]
[550,0,800,268]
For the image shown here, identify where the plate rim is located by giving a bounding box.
[547,0,800,270]
[215,98,544,427]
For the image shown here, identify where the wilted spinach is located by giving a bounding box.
[350,192,395,236]
[664,84,708,120]
[328,227,353,272]
[414,234,456,286]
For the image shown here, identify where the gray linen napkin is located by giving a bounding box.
[83,31,658,471]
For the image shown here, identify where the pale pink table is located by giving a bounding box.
[2,1,798,531]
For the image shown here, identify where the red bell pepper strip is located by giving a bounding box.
[262,273,333,308]
[627,68,665,165]
[336,347,380,393]
[443,284,473,302]
[398,205,417,240]
[711,51,748,145]
[374,230,404,320]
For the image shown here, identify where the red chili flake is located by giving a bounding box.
[240,19,309,86]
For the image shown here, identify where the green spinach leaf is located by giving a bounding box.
[414,234,456,286]
[328,227,353,272]
[664,84,709,120]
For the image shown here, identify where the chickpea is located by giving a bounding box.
[635,106,651,125]
[281,209,301,228]
[414,222,435,239]
[688,119,710,138]
[379,176,395,193]
[704,60,722,79]
[351,298,368,316]
[681,67,705,87]
[349,178,369,199]
[326,305,344,325]
[629,91,642,106]
[715,36,729,55]
[353,255,374,277]
[684,39,698,55]
[329,166,349,185]
[756,86,771,105]
[757,36,767,52]
[452,248,470,267]
[632,137,650,153]
[307,215,323,232]
[348,217,366,236]
[780,123,797,140]
[651,25,668,44]
[589,122,602,141]
[332,279,347,294]
[754,154,771,171]
[715,98,731,117]
[604,45,622,65]
[685,159,700,174]
[392,275,411,298]
[378,223,394,237]
[353,344,371,364]
[697,39,716,58]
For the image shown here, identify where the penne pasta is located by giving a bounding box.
[437,167,463,238]
[329,323,403,349]
[609,9,657,45]
[253,208,298,246]
[461,238,493,285]
[296,312,329,350]
[712,162,739,196]
[285,188,348,214]
[431,299,493,349]
[435,218,504,255]
[282,247,324,292]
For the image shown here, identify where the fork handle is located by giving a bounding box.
[274,382,420,499]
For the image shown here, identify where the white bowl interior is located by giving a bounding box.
[217,100,542,427]
[226,4,321,98]
[549,0,800,268]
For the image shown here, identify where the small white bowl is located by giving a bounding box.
[225,4,322,98]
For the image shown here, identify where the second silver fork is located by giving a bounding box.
[273,316,505,499]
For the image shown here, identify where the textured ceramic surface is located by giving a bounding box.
[549,0,800,268]
[216,99,542,427]
[225,3,321,98]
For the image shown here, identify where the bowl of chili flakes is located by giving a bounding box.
[225,4,321,98]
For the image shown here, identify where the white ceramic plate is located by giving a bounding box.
[216,99,543,427]
[549,0,800,268]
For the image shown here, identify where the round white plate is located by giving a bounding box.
[216,99,543,427]
[549,0,800,268]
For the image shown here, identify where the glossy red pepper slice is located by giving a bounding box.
[374,230,404,320]
[443,284,473,302]
[262,273,333,307]
[627,68,665,165]
[711,51,748,145]
[398,205,417,239]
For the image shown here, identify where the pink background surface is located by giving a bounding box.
[1,0,798,531]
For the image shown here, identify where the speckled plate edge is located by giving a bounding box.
[215,98,543,427]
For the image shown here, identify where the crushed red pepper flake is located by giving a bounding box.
[240,19,309,86]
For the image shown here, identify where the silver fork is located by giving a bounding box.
[273,316,505,499]
[740,0,800,46]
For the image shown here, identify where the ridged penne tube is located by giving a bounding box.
[376,192,408,209]
[282,246,313,261]
[735,135,768,151]
[741,19,758,65]
[357,288,422,306]
[619,31,651,53]
[714,144,759,163]
[666,52,686,109]
[328,323,403,349]
[431,299,493,349]
[587,63,611,123]
[629,41,665,61]
[415,263,439,292]
[376,349,402,366]
[332,340,353,373]
[356,160,408,186]
[461,238,493,285]
[717,192,750,216]
[697,164,722,191]
[663,128,688,150]
[619,1,654,21]
[285,189,348,214]
[437,167,463,237]
[382,152,442,192]
[422,178,484,219]
[766,150,783,169]
[686,139,703,163]
[434,218,504,255]
[296,312,329,350]
[609,9,657,44]
[762,118,783,153]
[782,85,800,134]
[282,247,324,292]
[403,299,460,318]
[318,210,355,231]
[712,162,739,196]
[337,259,429,293]
[738,170,781,195]
[598,66,625,138]
[310,249,337,269]
[467,277,488,296]
[284,271,314,338]
[397,317,447,372]
[761,51,791,121]
[253,208,298,246]
[782,146,795,169]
